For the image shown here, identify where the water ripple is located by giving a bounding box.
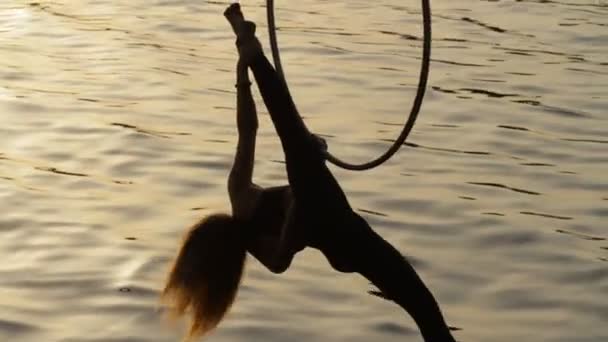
[520,211,573,220]
[556,229,606,241]
[467,182,542,196]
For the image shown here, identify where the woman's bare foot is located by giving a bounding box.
[224,3,245,35]
[224,4,263,64]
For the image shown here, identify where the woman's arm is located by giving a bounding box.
[228,60,260,217]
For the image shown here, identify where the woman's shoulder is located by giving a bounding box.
[230,184,262,219]
[231,183,292,218]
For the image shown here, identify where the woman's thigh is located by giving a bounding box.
[284,140,350,213]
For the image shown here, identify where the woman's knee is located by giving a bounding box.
[326,253,356,273]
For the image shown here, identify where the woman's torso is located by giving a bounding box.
[246,185,292,237]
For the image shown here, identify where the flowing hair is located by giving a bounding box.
[162,213,248,339]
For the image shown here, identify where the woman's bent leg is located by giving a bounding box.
[248,53,311,155]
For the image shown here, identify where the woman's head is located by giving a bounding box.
[162,213,247,339]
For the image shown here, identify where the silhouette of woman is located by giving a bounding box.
[162,4,456,341]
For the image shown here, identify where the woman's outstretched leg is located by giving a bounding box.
[225,4,310,157]
[224,6,349,211]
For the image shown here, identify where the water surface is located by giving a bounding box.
[0,0,606,341]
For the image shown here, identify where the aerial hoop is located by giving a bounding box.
[266,0,432,171]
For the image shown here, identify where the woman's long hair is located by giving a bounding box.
[162,213,247,339]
